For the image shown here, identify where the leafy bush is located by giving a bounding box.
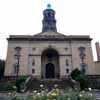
[71,68,88,90]
[0,81,16,91]
[15,76,28,92]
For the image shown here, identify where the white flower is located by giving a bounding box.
[54,84,58,88]
[75,88,77,90]
[13,86,17,89]
[79,94,82,97]
[45,89,48,92]
[37,93,40,95]
[41,90,44,93]
[8,92,11,95]
[88,88,92,91]
[81,90,85,93]
[34,90,37,93]
[40,84,44,88]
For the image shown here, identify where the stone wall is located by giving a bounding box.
[94,61,100,75]
[5,39,95,78]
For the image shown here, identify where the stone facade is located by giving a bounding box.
[94,42,100,75]
[5,34,95,79]
[5,5,96,79]
[94,61,100,75]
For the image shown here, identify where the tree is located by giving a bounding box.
[0,59,5,79]
[71,68,88,90]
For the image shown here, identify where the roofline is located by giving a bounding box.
[7,34,92,41]
[8,38,92,41]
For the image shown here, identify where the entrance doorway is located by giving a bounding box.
[41,48,60,79]
[45,63,55,78]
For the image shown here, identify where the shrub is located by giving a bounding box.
[0,81,16,91]
[15,76,28,92]
[71,68,88,90]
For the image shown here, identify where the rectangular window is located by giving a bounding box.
[66,59,69,66]
[66,69,69,73]
[32,69,35,74]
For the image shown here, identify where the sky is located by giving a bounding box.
[0,0,100,61]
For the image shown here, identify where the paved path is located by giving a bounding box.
[93,91,100,100]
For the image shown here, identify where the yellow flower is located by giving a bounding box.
[51,91,58,97]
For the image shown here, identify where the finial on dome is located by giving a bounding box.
[47,4,51,9]
[42,3,57,32]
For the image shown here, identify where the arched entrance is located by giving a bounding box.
[45,63,55,78]
[41,48,60,79]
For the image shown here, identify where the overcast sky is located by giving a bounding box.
[0,0,100,61]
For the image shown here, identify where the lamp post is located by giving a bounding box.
[80,53,86,74]
[15,47,21,79]
[16,54,20,78]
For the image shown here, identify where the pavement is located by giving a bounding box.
[93,91,100,100]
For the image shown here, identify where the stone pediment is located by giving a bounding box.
[8,32,92,41]
[32,32,68,38]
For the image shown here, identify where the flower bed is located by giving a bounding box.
[8,85,95,100]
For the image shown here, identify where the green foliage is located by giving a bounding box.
[27,96,34,100]
[63,88,80,100]
[71,69,81,80]
[10,88,94,100]
[15,76,28,92]
[0,81,16,91]
[71,68,88,90]
[41,95,47,100]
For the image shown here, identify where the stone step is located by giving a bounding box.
[25,78,78,92]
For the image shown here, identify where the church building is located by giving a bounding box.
[5,4,95,79]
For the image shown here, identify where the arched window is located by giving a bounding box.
[15,47,21,54]
[14,47,21,59]
[79,47,85,54]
